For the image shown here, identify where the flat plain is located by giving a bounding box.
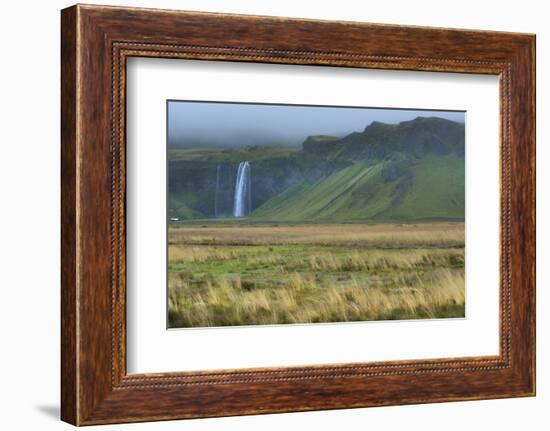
[168,222,465,328]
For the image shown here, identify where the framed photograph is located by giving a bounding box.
[61,4,535,425]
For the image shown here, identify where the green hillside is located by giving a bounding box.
[390,154,464,219]
[168,116,465,222]
[251,153,464,222]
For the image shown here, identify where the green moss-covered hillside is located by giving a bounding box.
[168,116,465,222]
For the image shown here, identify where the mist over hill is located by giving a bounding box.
[168,116,465,222]
[168,101,464,149]
[168,130,310,149]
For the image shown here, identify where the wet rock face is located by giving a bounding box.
[168,160,218,217]
[214,163,236,218]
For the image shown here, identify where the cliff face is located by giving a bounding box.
[168,149,347,220]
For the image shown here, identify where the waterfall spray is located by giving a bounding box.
[233,161,251,217]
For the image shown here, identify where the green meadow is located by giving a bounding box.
[168,223,465,328]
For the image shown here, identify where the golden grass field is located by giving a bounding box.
[168,222,465,328]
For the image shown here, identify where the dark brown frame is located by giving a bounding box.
[61,4,536,426]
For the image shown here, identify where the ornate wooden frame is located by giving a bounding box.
[61,4,535,425]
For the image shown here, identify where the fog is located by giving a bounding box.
[168,101,465,148]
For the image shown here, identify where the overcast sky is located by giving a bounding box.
[168,100,465,148]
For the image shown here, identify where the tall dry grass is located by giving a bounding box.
[168,246,237,264]
[168,269,464,327]
[167,223,465,328]
[306,249,463,272]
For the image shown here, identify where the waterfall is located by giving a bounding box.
[233,161,251,217]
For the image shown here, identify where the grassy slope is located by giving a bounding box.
[252,154,464,222]
[389,154,464,219]
[251,162,381,220]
